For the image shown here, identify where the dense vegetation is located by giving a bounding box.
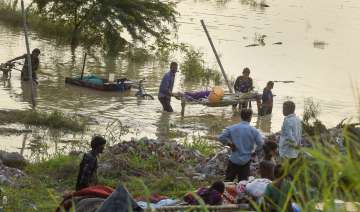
[32,0,177,52]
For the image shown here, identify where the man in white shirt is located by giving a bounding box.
[279,101,302,162]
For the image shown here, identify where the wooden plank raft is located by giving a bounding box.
[180,92,260,116]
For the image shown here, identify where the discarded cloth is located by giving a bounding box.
[135,194,169,203]
[95,185,143,212]
[182,91,211,100]
[245,178,272,197]
[56,186,114,212]
[137,199,178,208]
[75,75,104,85]
[184,187,223,205]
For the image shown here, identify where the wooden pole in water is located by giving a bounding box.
[21,0,36,108]
[200,20,233,93]
[80,53,87,80]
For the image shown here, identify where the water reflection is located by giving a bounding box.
[156,112,171,142]
[256,114,272,133]
[21,81,37,105]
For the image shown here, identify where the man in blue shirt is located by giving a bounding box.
[279,101,302,161]
[158,62,178,112]
[218,109,264,181]
[260,81,274,116]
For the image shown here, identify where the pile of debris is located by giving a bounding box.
[0,163,26,185]
[98,138,206,176]
[0,151,27,186]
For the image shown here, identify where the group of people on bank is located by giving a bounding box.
[74,100,301,211]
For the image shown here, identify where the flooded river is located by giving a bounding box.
[0,0,359,156]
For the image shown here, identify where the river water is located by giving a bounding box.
[0,0,359,156]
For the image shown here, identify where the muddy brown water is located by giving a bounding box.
[0,0,359,158]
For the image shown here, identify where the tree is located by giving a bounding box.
[32,0,177,52]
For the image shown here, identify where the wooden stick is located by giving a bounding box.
[21,0,36,108]
[80,53,87,80]
[201,20,233,93]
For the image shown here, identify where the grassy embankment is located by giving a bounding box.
[2,137,216,211]
[0,109,87,132]
[3,121,359,211]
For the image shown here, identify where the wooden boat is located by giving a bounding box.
[65,76,134,92]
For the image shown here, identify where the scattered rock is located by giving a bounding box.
[0,164,26,185]
[0,150,27,169]
[195,148,230,177]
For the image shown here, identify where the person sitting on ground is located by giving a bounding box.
[184,181,225,205]
[259,141,278,180]
[262,164,293,212]
[6,48,41,82]
[76,135,106,191]
[233,67,254,109]
[260,81,274,116]
[218,109,264,182]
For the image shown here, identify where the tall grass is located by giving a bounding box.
[267,98,360,211]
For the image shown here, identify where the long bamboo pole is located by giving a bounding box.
[80,53,87,80]
[21,0,36,108]
[200,20,233,93]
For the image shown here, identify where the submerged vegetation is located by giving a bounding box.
[0,0,178,54]
[181,48,222,85]
[0,0,74,42]
[0,110,87,132]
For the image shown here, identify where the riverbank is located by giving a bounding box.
[0,118,358,211]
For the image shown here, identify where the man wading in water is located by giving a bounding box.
[158,62,178,112]
[76,136,106,191]
[6,48,41,83]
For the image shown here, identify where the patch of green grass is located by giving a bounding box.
[2,155,80,211]
[3,178,60,211]
[182,135,218,157]
[0,110,87,132]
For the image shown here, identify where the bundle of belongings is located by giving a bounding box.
[56,185,177,212]
[75,75,104,85]
[177,86,225,103]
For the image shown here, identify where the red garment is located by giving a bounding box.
[56,186,114,212]
[222,185,237,204]
[73,186,114,198]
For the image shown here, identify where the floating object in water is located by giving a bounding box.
[272,42,283,45]
[208,86,225,103]
[313,40,328,49]
[245,44,260,47]
[65,75,133,92]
